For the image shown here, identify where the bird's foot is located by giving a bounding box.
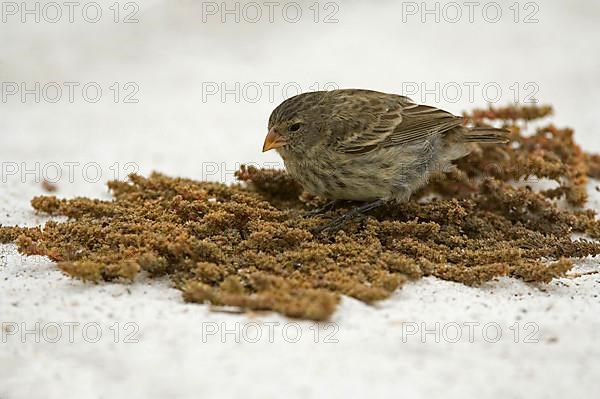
[304,200,340,218]
[311,199,386,234]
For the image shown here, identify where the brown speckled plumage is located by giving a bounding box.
[266,89,508,207]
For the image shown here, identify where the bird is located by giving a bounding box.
[262,89,509,232]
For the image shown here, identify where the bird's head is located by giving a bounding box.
[262,91,327,155]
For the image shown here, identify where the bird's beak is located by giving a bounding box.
[262,128,287,152]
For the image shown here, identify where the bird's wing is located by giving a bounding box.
[333,94,463,154]
[383,103,465,147]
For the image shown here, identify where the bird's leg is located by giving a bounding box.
[312,199,387,234]
[304,200,341,218]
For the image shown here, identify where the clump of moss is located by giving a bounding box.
[1,104,599,320]
[41,180,58,193]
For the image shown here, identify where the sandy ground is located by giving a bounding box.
[1,0,599,398]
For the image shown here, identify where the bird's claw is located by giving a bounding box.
[303,200,339,218]
[310,198,387,235]
[311,212,362,234]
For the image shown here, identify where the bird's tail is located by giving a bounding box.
[463,127,510,144]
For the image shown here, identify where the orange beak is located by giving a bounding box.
[262,128,287,152]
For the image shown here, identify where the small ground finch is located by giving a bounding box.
[263,89,509,231]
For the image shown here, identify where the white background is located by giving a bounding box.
[1,1,599,398]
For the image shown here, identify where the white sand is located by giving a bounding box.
[1,1,599,397]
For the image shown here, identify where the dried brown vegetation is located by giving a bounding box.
[1,104,599,320]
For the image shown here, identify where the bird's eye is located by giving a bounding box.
[288,123,302,132]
